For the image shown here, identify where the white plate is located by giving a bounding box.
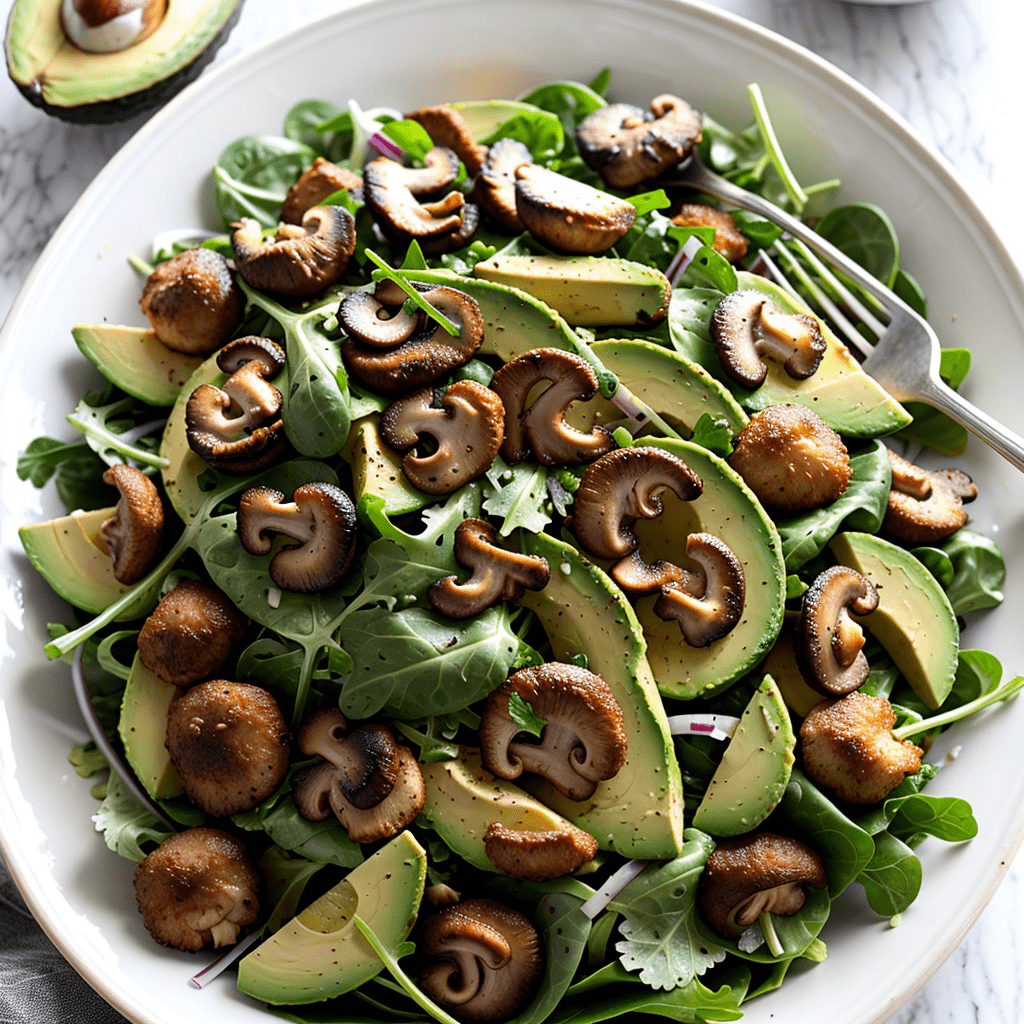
[2,1,1024,1022]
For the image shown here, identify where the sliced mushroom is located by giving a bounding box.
[469,138,533,233]
[478,662,627,800]
[514,164,636,254]
[483,822,599,881]
[609,546,687,596]
[653,532,746,648]
[61,0,166,54]
[671,203,748,263]
[280,157,363,225]
[698,832,827,939]
[883,449,977,544]
[488,348,615,466]
[797,565,879,696]
[418,898,544,1023]
[406,104,489,177]
[338,283,425,348]
[137,580,248,686]
[728,404,852,512]
[419,203,481,256]
[98,464,164,584]
[575,94,703,189]
[232,205,356,298]
[236,481,358,593]
[710,290,827,388]
[572,446,703,560]
[139,247,244,355]
[800,691,923,804]
[363,148,465,239]
[185,336,288,473]
[164,680,290,816]
[134,827,260,952]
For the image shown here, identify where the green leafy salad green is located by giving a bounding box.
[18,70,1024,1024]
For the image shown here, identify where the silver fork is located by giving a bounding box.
[667,152,1024,472]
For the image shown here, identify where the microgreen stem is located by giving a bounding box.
[893,675,1024,742]
[364,250,461,337]
[748,83,809,213]
[127,253,155,277]
[758,911,784,957]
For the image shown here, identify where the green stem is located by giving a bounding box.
[364,250,461,337]
[127,253,154,277]
[893,675,1024,742]
[748,83,809,213]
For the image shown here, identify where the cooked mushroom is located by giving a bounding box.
[609,546,687,596]
[425,883,463,907]
[134,827,260,952]
[338,282,425,348]
[61,0,166,54]
[796,565,879,697]
[514,164,636,254]
[728,404,852,512]
[572,446,703,560]
[406,104,489,177]
[363,148,466,239]
[291,708,424,844]
[164,680,290,816]
[418,898,544,1022]
[236,481,358,593]
[379,382,504,495]
[575,94,703,189]
[469,138,533,233]
[698,832,827,939]
[98,464,164,584]
[429,518,550,619]
[800,691,923,804]
[883,448,977,544]
[185,335,288,473]
[139,247,243,355]
[488,348,615,466]
[419,203,481,256]
[483,822,599,881]
[231,205,356,297]
[137,580,248,686]
[654,533,746,648]
[478,662,627,800]
[280,157,363,224]
[710,290,827,388]
[671,204,748,263]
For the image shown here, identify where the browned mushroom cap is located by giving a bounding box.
[488,348,615,466]
[280,157,363,225]
[429,518,550,619]
[883,449,977,544]
[698,832,827,939]
[572,446,703,560]
[364,148,465,239]
[98,464,164,584]
[514,164,636,255]
[419,203,481,256]
[483,822,599,881]
[609,546,686,596]
[136,580,248,686]
[800,691,923,804]
[406,104,489,177]
[139,247,244,356]
[338,285,425,348]
[165,680,290,816]
[575,94,703,189]
[728,404,852,512]
[231,205,356,298]
[671,204,748,263]
[134,827,260,952]
[469,138,533,233]
[236,481,357,593]
[425,883,462,907]
[418,898,544,1023]
[185,336,288,473]
[478,662,627,801]
[653,532,746,648]
[379,382,504,495]
[710,290,827,388]
[342,283,485,392]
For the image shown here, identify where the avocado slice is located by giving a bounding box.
[6,0,244,123]
[691,675,795,837]
[450,99,540,140]
[73,324,205,407]
[829,531,958,710]
[237,830,426,1005]
[759,613,826,719]
[474,254,671,328]
[339,415,432,517]
[517,531,684,860]
[118,653,183,800]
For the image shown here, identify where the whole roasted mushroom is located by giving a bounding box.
[363,148,466,239]
[99,464,164,584]
[406,104,489,177]
[280,157,363,224]
[883,448,977,544]
[483,822,599,882]
[338,282,425,348]
[469,138,533,232]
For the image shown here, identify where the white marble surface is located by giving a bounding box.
[1,1,1021,1022]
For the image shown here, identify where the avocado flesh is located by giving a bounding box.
[118,653,183,800]
[759,614,825,719]
[339,415,432,517]
[474,254,671,327]
[237,831,426,1005]
[829,531,958,710]
[517,531,685,860]
[73,324,205,407]
[691,675,795,837]
[450,99,539,140]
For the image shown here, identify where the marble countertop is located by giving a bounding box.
[1,1,1021,1022]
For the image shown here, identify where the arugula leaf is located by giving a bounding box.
[508,692,547,738]
[689,414,734,458]
[92,772,173,863]
[483,457,552,536]
[67,393,167,470]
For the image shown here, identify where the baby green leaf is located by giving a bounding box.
[509,692,547,738]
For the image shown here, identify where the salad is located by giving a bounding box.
[16,71,1023,1024]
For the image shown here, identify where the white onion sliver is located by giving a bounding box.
[191,929,263,989]
[666,233,706,286]
[579,858,648,920]
[666,713,741,742]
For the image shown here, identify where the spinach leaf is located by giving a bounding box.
[283,99,344,157]
[668,285,724,369]
[678,245,737,294]
[482,111,565,163]
[731,210,783,249]
[517,80,607,124]
[381,119,436,162]
[814,203,900,287]
[894,348,971,455]
[856,832,921,917]
[911,545,955,589]
[259,845,329,934]
[884,793,978,845]
[941,528,1005,615]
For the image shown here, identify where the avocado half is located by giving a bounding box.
[5,0,245,123]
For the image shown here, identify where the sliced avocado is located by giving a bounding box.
[339,415,431,516]
[420,747,587,872]
[73,324,205,408]
[119,653,183,800]
[6,0,244,123]
[237,830,426,1005]
[829,531,958,709]
[759,612,824,719]
[691,675,795,837]
[450,99,539,140]
[517,531,684,859]
[474,254,671,328]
